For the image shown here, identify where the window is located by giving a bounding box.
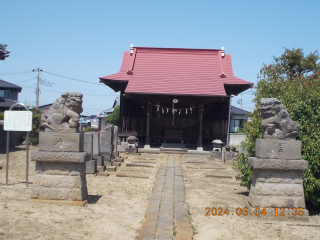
[230,119,245,133]
[0,90,10,98]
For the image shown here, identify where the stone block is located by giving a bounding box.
[39,132,84,152]
[248,157,308,170]
[114,157,124,162]
[210,151,222,158]
[113,151,120,157]
[83,133,93,159]
[85,160,97,174]
[255,139,301,159]
[100,127,113,158]
[35,162,85,176]
[112,162,121,167]
[248,194,306,208]
[92,132,100,156]
[33,174,86,189]
[105,161,112,166]
[97,165,106,172]
[31,151,90,163]
[93,155,104,166]
[125,147,138,154]
[106,166,117,172]
[252,169,303,184]
[224,151,235,162]
[251,182,304,196]
[31,186,87,201]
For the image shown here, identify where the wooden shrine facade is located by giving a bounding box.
[119,93,230,148]
[99,46,253,149]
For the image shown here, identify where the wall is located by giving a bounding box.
[229,133,246,149]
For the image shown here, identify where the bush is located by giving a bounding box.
[235,48,320,207]
[0,113,3,120]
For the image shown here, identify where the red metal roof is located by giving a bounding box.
[100,47,252,96]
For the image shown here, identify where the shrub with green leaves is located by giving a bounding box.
[0,113,4,120]
[29,107,43,145]
[235,48,320,207]
[107,105,120,126]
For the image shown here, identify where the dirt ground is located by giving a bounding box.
[0,148,320,240]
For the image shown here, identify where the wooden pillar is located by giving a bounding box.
[145,102,151,148]
[197,105,204,151]
[226,96,231,146]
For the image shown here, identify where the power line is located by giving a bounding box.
[42,70,103,86]
[16,77,37,84]
[20,84,116,96]
[0,71,32,75]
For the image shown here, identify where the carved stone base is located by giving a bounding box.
[31,151,89,201]
[248,157,308,213]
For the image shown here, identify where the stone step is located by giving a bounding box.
[105,162,112,166]
[97,165,106,172]
[131,160,157,164]
[185,161,207,164]
[114,157,124,162]
[116,174,149,179]
[112,162,121,167]
[126,163,155,168]
[206,174,233,179]
[106,166,117,172]
[97,172,110,177]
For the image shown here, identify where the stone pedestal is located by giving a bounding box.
[31,132,90,205]
[247,139,309,217]
[31,151,90,203]
[125,147,138,154]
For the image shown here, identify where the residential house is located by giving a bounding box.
[0,79,22,113]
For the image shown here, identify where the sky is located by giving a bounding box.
[0,0,319,115]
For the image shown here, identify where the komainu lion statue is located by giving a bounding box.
[41,92,83,132]
[259,98,300,140]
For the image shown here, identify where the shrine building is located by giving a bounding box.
[99,46,252,150]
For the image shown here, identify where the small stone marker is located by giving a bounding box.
[100,124,114,161]
[92,132,100,156]
[93,155,104,166]
[86,160,97,174]
[83,133,93,159]
[106,166,117,172]
[97,165,106,172]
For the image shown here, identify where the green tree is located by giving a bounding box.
[107,105,120,126]
[29,107,43,145]
[235,48,320,207]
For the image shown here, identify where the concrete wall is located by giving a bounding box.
[229,133,246,149]
[0,120,26,153]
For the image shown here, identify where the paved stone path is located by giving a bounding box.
[138,154,193,240]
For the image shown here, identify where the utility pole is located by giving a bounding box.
[32,68,42,108]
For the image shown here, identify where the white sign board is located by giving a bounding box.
[4,111,33,131]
